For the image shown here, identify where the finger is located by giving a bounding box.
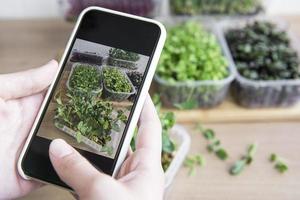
[17,179,43,198]
[0,60,58,100]
[127,147,133,157]
[49,139,112,196]
[136,94,162,160]
[18,93,44,144]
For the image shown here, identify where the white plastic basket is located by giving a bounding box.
[54,121,122,159]
[164,125,191,189]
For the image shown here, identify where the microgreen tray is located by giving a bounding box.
[70,51,103,65]
[108,57,138,70]
[102,66,136,102]
[54,121,120,158]
[154,20,235,108]
[66,63,103,97]
[167,0,264,18]
[164,125,191,189]
[218,18,300,108]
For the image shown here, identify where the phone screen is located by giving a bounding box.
[21,9,161,188]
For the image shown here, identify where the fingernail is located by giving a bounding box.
[49,139,73,158]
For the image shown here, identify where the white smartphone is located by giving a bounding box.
[18,6,166,189]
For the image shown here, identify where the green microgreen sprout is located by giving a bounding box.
[54,91,127,154]
[184,154,206,176]
[170,0,261,15]
[229,143,258,175]
[103,67,132,93]
[174,99,198,110]
[69,64,101,93]
[269,153,289,174]
[226,21,300,81]
[109,48,140,62]
[197,123,229,161]
[158,21,228,83]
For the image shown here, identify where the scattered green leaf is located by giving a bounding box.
[269,153,289,174]
[230,159,247,175]
[184,154,205,176]
[275,162,288,174]
[270,153,277,162]
[229,143,258,176]
[215,148,228,161]
[203,129,215,140]
[198,124,229,161]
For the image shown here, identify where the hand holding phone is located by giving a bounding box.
[18,7,166,190]
[0,60,164,199]
[49,95,164,199]
[0,61,59,199]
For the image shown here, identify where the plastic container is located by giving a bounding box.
[66,63,103,96]
[166,0,264,19]
[126,71,144,101]
[70,50,103,65]
[54,121,121,158]
[102,66,136,102]
[217,18,300,108]
[107,57,138,70]
[57,0,163,20]
[154,20,236,108]
[164,125,191,189]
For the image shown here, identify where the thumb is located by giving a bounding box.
[49,139,112,196]
[0,60,58,100]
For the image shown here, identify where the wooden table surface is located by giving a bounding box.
[1,17,300,200]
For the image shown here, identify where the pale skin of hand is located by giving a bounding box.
[0,60,164,200]
[0,60,59,199]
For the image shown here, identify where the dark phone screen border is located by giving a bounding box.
[21,9,161,189]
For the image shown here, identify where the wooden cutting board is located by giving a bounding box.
[163,98,300,123]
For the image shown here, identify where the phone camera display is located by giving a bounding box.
[37,38,149,159]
